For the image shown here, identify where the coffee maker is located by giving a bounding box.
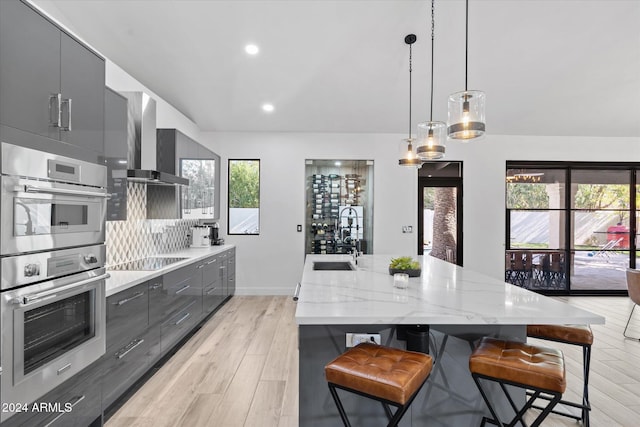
[208,222,224,246]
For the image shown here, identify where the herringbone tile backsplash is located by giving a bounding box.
[106,182,197,266]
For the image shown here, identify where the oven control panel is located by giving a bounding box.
[0,244,106,291]
[23,263,40,277]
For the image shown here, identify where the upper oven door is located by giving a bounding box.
[1,176,107,255]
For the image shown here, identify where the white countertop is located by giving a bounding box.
[295,254,605,326]
[105,245,235,297]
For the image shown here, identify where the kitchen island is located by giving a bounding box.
[295,254,604,426]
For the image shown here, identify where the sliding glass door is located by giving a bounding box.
[506,162,637,295]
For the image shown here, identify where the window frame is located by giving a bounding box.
[227,159,261,235]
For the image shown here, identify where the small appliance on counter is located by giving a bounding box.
[208,222,225,246]
[190,225,213,247]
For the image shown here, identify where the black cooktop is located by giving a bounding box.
[108,257,188,271]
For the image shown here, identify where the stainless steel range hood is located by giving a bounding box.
[122,92,189,186]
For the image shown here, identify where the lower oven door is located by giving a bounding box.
[0,270,107,422]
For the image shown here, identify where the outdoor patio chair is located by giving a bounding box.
[510,251,532,287]
[624,268,640,341]
[592,238,623,261]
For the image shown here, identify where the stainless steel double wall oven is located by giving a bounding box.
[0,142,109,423]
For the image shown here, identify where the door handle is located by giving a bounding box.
[115,291,144,306]
[14,273,110,306]
[61,98,72,131]
[21,184,109,199]
[175,284,191,294]
[49,93,61,127]
[43,395,85,427]
[175,312,191,326]
[116,338,145,359]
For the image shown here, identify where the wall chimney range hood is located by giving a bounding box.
[121,92,189,186]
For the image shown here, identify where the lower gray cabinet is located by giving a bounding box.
[227,248,236,296]
[102,282,150,411]
[160,264,202,352]
[101,332,152,410]
[1,361,102,427]
[202,256,223,314]
[147,278,163,363]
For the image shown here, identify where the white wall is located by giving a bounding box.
[201,132,640,295]
[31,0,640,294]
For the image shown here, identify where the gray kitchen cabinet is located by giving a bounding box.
[201,256,224,314]
[147,278,164,363]
[102,282,151,410]
[227,248,236,296]
[0,361,103,427]
[157,128,221,220]
[218,248,236,298]
[0,0,104,155]
[104,87,128,221]
[103,283,149,394]
[160,264,202,352]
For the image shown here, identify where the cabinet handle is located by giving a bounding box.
[115,291,145,306]
[149,283,162,290]
[56,363,72,375]
[206,287,217,295]
[22,184,110,198]
[197,264,204,269]
[60,98,72,131]
[202,190,206,214]
[43,395,85,427]
[175,284,191,294]
[49,93,61,127]
[206,259,216,265]
[293,282,301,301]
[175,312,191,326]
[116,338,145,360]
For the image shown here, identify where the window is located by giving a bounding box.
[506,162,637,295]
[228,160,260,235]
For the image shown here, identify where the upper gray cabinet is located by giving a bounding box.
[157,129,221,220]
[0,0,105,155]
[104,87,128,221]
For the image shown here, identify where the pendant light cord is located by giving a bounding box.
[429,0,435,122]
[465,0,469,91]
[408,40,413,140]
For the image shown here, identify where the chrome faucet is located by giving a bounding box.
[339,207,361,262]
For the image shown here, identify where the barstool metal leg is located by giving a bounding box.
[583,344,591,427]
[328,383,352,427]
[473,374,563,427]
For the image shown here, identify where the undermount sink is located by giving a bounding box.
[313,261,355,271]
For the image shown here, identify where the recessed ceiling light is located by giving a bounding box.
[245,44,259,55]
[262,103,274,112]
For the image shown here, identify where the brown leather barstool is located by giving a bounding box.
[469,337,566,427]
[527,324,593,426]
[325,342,433,427]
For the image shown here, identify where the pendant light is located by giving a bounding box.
[398,34,422,167]
[416,0,446,160]
[447,0,485,141]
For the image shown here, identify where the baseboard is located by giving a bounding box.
[234,286,296,296]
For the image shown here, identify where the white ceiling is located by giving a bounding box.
[32,0,640,137]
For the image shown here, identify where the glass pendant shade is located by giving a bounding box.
[447,90,485,140]
[398,138,422,167]
[416,121,446,160]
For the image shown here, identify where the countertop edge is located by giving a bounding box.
[105,245,235,297]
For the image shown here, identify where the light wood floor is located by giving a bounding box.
[106,296,640,427]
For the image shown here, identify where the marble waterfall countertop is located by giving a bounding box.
[105,245,235,297]
[295,254,604,326]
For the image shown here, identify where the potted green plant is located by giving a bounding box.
[388,256,422,277]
